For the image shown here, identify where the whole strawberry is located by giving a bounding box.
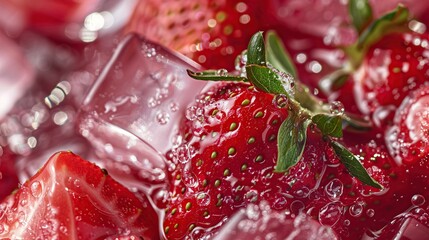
[353,32,429,118]
[386,85,429,164]
[126,0,278,69]
[163,82,328,239]
[162,31,381,239]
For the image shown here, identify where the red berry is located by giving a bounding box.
[127,0,278,69]
[0,151,159,239]
[386,85,429,164]
[353,32,429,124]
[163,82,329,239]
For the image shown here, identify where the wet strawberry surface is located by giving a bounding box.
[1,1,429,239]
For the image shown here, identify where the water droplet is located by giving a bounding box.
[330,101,345,115]
[412,194,426,206]
[290,200,305,215]
[20,199,28,206]
[185,105,203,121]
[273,94,289,108]
[17,211,26,225]
[171,144,194,164]
[156,112,170,125]
[217,69,228,76]
[170,102,179,112]
[30,181,42,198]
[73,179,81,188]
[196,192,211,206]
[267,63,295,96]
[142,44,157,57]
[324,178,343,200]
[235,50,248,76]
[75,216,82,221]
[366,208,375,218]
[59,225,68,234]
[319,202,342,226]
[349,202,364,217]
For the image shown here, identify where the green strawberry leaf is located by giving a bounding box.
[265,30,298,78]
[247,31,266,66]
[345,5,409,69]
[312,114,343,138]
[331,141,383,189]
[349,0,373,33]
[246,64,294,96]
[275,110,311,173]
[357,4,409,50]
[187,69,247,82]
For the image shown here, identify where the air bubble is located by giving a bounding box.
[185,105,203,121]
[319,202,342,226]
[412,194,426,206]
[366,208,375,218]
[156,112,170,125]
[290,200,305,215]
[30,181,42,198]
[217,69,228,76]
[196,192,211,206]
[324,179,343,200]
[170,102,179,112]
[349,202,364,217]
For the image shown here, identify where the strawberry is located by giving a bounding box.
[386,85,429,164]
[161,30,381,239]
[163,82,329,239]
[126,0,278,69]
[308,141,405,239]
[0,147,18,201]
[0,151,159,239]
[353,32,429,119]
[213,202,339,240]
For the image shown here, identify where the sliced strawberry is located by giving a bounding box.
[163,82,329,239]
[0,151,159,239]
[353,32,429,121]
[126,0,278,69]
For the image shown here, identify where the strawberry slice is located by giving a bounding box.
[0,151,159,239]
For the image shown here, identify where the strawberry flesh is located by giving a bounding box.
[0,151,159,239]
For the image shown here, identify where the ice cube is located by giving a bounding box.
[78,33,207,155]
[78,33,207,198]
[211,202,338,240]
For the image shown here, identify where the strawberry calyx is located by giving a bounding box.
[188,31,382,189]
[320,1,411,93]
